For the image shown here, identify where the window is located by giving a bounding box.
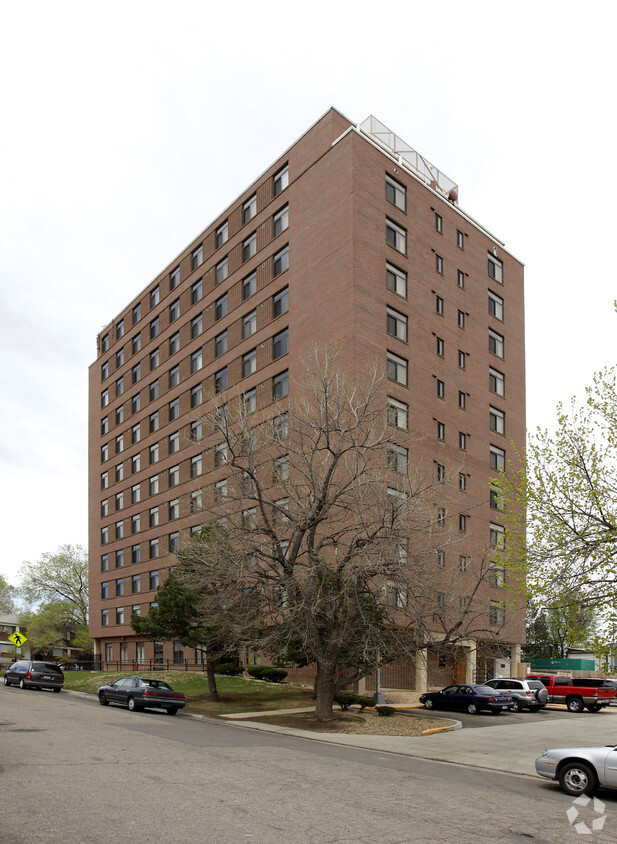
[101,498,109,517]
[490,523,505,550]
[458,390,466,410]
[214,292,228,321]
[115,520,124,540]
[101,443,109,463]
[149,507,159,528]
[149,570,160,591]
[169,365,179,388]
[169,498,180,520]
[149,380,159,402]
[115,406,124,425]
[273,412,288,441]
[131,393,141,414]
[191,490,203,513]
[149,475,159,495]
[459,431,467,450]
[243,348,257,377]
[489,367,505,397]
[273,164,289,196]
[435,254,443,274]
[490,485,504,511]
[243,310,257,338]
[387,307,407,341]
[131,513,140,534]
[101,609,109,627]
[459,473,467,491]
[386,218,406,253]
[387,581,408,609]
[243,271,257,300]
[191,314,203,338]
[169,298,180,321]
[457,310,466,329]
[273,245,289,277]
[169,398,179,420]
[273,370,289,400]
[490,444,506,472]
[490,600,505,625]
[101,554,109,572]
[169,331,180,355]
[169,465,179,487]
[188,349,202,376]
[457,229,464,249]
[273,328,288,359]
[243,508,257,530]
[437,550,445,567]
[170,266,181,290]
[457,269,465,288]
[243,232,257,262]
[273,205,289,236]
[489,406,505,435]
[115,463,124,483]
[386,174,406,211]
[273,454,289,483]
[213,330,227,358]
[434,211,442,232]
[149,540,159,559]
[101,526,109,545]
[131,453,141,474]
[101,360,109,380]
[272,286,289,318]
[243,194,257,223]
[189,383,202,408]
[459,514,467,532]
[436,336,444,357]
[150,347,159,370]
[215,368,227,394]
[101,416,109,435]
[115,491,123,511]
[215,479,227,502]
[459,555,468,572]
[115,549,124,568]
[191,278,203,304]
[149,442,159,465]
[101,471,109,490]
[190,419,202,441]
[150,317,159,339]
[458,350,466,369]
[131,484,140,504]
[191,246,203,272]
[116,376,124,397]
[116,319,125,339]
[168,431,179,455]
[388,444,408,474]
[437,421,445,441]
[215,443,228,467]
[387,396,408,430]
[116,578,125,597]
[190,454,202,478]
[101,389,109,408]
[147,413,158,436]
[387,352,407,385]
[132,363,141,384]
[435,463,445,482]
[435,294,444,315]
[132,574,141,593]
[490,565,505,588]
[101,334,109,352]
[488,254,503,284]
[215,257,228,284]
[437,508,446,527]
[216,221,228,248]
[436,379,445,399]
[386,262,407,297]
[173,641,184,664]
[150,285,160,308]
[488,290,504,321]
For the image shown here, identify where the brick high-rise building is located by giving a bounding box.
[88,108,525,687]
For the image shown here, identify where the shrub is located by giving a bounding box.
[376,705,396,717]
[216,663,244,676]
[334,693,356,711]
[356,696,376,710]
[247,665,288,683]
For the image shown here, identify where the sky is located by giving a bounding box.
[1,1,616,587]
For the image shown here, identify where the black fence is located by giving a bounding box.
[70,658,211,673]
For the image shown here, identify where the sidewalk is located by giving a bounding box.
[218,706,617,778]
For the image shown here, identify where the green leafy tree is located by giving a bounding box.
[0,573,17,614]
[500,365,617,649]
[18,600,92,658]
[19,545,89,627]
[131,552,248,700]
[525,597,596,660]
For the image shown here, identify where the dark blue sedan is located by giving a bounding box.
[97,677,186,715]
[419,683,515,715]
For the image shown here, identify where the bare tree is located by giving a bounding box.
[176,350,510,720]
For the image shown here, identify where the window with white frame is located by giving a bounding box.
[191,314,203,339]
[243,348,257,377]
[169,332,180,355]
[490,485,504,510]
[215,330,228,357]
[490,523,505,550]
[243,310,257,339]
[387,306,407,341]
[215,293,227,320]
[490,444,505,472]
[386,262,407,297]
[387,396,408,430]
[169,365,179,388]
[214,443,227,467]
[273,454,289,483]
[489,406,505,435]
[435,253,443,274]
[386,174,406,211]
[243,388,256,414]
[273,286,289,317]
[490,600,505,625]
[168,431,179,454]
[386,581,408,609]
[273,164,289,196]
[489,329,504,358]
[191,348,203,373]
[488,254,503,283]
[386,218,406,253]
[457,230,464,249]
[243,271,257,300]
[169,498,180,520]
[457,269,465,288]
[387,352,407,385]
[273,205,289,237]
[169,298,180,321]
[273,370,289,400]
[191,278,203,304]
[387,443,408,474]
[215,257,228,284]
[488,290,504,321]
[169,464,179,487]
[215,478,227,502]
[434,211,442,233]
[216,221,228,248]
[273,245,289,277]
[273,328,288,359]
[215,368,227,394]
[243,232,257,262]
[243,194,257,223]
[191,454,202,478]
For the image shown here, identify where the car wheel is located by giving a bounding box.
[467,703,478,714]
[490,709,501,715]
[424,699,434,710]
[528,705,542,713]
[99,692,109,706]
[3,676,9,686]
[559,761,598,797]
[566,696,584,713]
[586,704,602,713]
[19,679,26,690]
[127,697,140,712]
[166,707,178,716]
[53,687,61,693]
[510,699,522,713]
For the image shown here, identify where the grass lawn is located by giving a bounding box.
[62,670,315,716]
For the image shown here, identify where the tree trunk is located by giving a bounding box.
[206,658,220,701]
[313,661,337,720]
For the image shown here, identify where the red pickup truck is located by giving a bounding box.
[527,675,617,712]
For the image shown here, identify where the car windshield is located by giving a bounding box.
[139,679,172,690]
[475,686,499,695]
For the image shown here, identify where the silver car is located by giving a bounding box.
[484,678,548,712]
[536,745,617,795]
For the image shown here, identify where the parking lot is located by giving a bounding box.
[407,703,604,728]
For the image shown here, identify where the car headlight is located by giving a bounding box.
[541,750,548,758]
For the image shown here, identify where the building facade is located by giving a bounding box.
[88,108,525,686]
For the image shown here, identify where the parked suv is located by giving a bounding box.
[484,678,548,712]
[4,659,64,692]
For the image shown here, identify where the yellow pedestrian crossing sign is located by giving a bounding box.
[8,632,27,647]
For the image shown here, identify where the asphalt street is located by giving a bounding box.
[2,685,617,844]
